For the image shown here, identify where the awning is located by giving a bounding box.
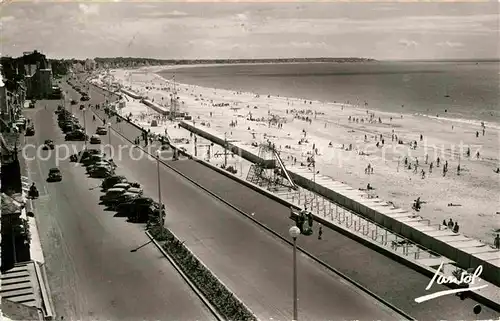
[1,193,22,214]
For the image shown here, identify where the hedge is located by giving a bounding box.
[148,224,257,321]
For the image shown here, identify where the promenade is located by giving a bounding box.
[86,75,500,318]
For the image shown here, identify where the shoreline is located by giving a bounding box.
[153,64,500,129]
[95,67,500,244]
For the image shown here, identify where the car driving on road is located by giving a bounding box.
[25,125,35,136]
[42,139,55,150]
[96,127,107,135]
[47,168,62,182]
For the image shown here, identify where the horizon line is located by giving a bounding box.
[3,54,499,63]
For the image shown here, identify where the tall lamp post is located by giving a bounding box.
[155,150,163,228]
[82,107,87,149]
[289,226,300,321]
[224,132,228,168]
[107,123,112,152]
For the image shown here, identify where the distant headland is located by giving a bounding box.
[93,57,377,68]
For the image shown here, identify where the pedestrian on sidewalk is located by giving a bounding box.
[318,225,323,240]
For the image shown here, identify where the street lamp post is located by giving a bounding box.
[224,132,228,168]
[107,123,112,152]
[155,150,163,228]
[289,226,300,321]
[82,107,87,149]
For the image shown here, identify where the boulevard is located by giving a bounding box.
[22,102,216,321]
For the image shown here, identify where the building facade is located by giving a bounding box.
[84,59,96,71]
[37,69,52,98]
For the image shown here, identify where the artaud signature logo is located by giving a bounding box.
[414,263,487,303]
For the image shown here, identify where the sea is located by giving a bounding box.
[158,61,500,127]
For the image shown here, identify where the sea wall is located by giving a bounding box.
[179,121,275,168]
[142,99,169,115]
[179,122,500,287]
[120,88,142,99]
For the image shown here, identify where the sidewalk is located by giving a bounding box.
[20,176,44,264]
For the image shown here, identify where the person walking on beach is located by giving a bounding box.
[448,218,454,229]
[429,162,433,173]
[494,234,500,249]
[453,222,460,233]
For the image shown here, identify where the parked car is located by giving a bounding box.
[25,126,35,136]
[96,127,107,135]
[127,187,143,196]
[70,100,77,105]
[112,183,131,190]
[116,196,153,213]
[89,166,113,179]
[42,139,55,150]
[47,167,62,182]
[101,175,127,191]
[116,198,162,223]
[89,135,101,144]
[87,161,111,172]
[65,130,87,141]
[87,161,115,175]
[100,188,126,203]
[82,154,105,166]
[108,192,140,210]
[58,110,72,119]
[80,95,90,101]
[63,122,83,133]
[116,197,161,221]
[70,148,100,162]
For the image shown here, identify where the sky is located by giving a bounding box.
[0,1,498,60]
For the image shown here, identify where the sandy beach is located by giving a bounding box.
[93,66,500,245]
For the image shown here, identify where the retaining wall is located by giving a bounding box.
[142,99,169,115]
[120,88,142,99]
[179,122,500,287]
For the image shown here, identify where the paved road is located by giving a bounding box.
[62,79,407,320]
[78,77,500,320]
[22,100,216,321]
